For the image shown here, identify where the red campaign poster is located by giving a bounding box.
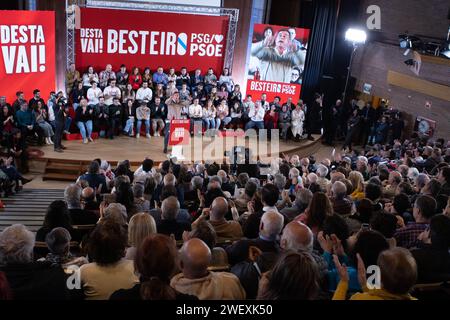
[76,8,229,74]
[246,24,310,103]
[246,79,301,104]
[0,10,56,103]
[169,119,190,146]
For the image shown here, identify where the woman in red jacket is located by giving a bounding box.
[264,104,278,140]
[129,67,143,91]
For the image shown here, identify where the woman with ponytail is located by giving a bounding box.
[110,234,197,300]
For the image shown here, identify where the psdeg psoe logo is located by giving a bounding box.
[80,28,225,57]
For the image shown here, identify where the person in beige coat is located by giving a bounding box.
[171,238,246,300]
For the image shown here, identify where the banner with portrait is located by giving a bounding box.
[246,24,310,104]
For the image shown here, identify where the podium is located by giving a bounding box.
[168,119,190,161]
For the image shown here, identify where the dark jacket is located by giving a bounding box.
[411,245,450,283]
[79,173,108,193]
[157,219,191,240]
[150,103,167,120]
[69,208,98,225]
[0,262,70,300]
[75,106,94,122]
[225,237,281,266]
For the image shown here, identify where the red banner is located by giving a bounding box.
[76,8,229,74]
[169,119,190,146]
[246,79,301,104]
[246,24,309,104]
[0,11,55,103]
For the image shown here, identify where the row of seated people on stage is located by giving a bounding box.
[1,134,449,300]
[1,86,307,146]
[65,64,236,96]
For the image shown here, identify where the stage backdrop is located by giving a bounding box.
[76,8,229,74]
[246,24,310,104]
[0,10,55,103]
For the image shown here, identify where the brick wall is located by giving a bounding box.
[350,0,450,139]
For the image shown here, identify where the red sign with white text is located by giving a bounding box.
[76,8,229,74]
[246,79,301,104]
[169,120,190,146]
[0,11,55,103]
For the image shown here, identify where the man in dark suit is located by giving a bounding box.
[226,210,284,266]
[156,196,191,240]
[64,184,98,225]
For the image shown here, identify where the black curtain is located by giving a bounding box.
[301,0,339,105]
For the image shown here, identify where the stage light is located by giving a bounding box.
[345,28,367,44]
[342,28,367,112]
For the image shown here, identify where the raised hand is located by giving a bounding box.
[333,254,349,283]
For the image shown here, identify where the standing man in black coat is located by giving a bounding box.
[306,93,323,141]
[322,99,339,146]
[54,101,68,153]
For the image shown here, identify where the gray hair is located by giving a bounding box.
[217,170,228,183]
[104,203,128,225]
[64,184,82,208]
[407,168,419,181]
[295,188,313,207]
[316,164,328,178]
[195,163,205,175]
[0,224,35,264]
[415,173,430,190]
[248,177,261,188]
[273,174,287,191]
[133,183,145,198]
[307,172,318,184]
[161,196,180,220]
[260,211,284,239]
[209,175,222,186]
[332,181,347,199]
[289,167,300,179]
[191,176,204,190]
[357,156,368,165]
[46,227,71,255]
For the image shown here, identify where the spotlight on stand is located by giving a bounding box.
[345,28,367,44]
[342,28,367,108]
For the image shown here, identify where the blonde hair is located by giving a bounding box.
[349,171,364,193]
[128,213,157,247]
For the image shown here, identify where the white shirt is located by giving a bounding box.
[248,105,265,122]
[189,104,203,118]
[86,87,103,105]
[48,104,55,121]
[136,87,153,102]
[103,86,121,105]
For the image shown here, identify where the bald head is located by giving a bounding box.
[81,187,95,202]
[180,238,211,279]
[210,197,228,221]
[164,173,176,186]
[280,221,313,252]
[259,211,284,239]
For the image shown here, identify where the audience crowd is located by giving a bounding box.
[1,130,449,300]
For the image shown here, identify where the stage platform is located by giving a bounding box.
[35,134,322,164]
[31,133,322,181]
